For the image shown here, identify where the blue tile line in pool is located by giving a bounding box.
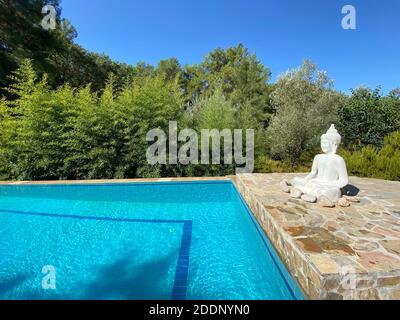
[0,209,192,300]
[171,221,192,300]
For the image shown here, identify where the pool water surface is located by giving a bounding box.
[0,181,303,300]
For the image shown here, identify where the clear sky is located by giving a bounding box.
[61,0,399,94]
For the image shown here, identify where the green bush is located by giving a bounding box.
[255,132,400,181]
[266,60,342,165]
[1,59,399,182]
[0,60,184,180]
[340,131,400,181]
[337,87,400,149]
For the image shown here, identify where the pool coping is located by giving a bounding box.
[233,174,400,300]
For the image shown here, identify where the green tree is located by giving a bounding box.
[266,60,342,165]
[194,86,234,130]
[200,44,272,125]
[1,58,73,180]
[63,73,135,179]
[156,58,182,82]
[0,0,137,94]
[186,87,236,176]
[337,87,400,149]
[117,76,184,178]
[181,64,207,107]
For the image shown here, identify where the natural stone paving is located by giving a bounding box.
[234,173,400,300]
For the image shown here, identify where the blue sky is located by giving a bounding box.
[61,0,399,94]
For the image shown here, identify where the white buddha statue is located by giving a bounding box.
[280,124,349,207]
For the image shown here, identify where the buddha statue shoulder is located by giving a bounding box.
[280,124,350,207]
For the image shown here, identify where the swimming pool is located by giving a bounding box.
[0,180,303,300]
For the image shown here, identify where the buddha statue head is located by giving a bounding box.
[321,124,341,154]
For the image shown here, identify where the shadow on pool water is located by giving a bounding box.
[80,249,178,300]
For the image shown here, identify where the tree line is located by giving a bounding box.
[0,0,399,181]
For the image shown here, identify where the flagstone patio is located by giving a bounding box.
[234,173,400,300]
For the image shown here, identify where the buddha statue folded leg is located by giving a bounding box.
[291,178,317,196]
[301,193,317,203]
[291,177,307,189]
[291,179,342,203]
[315,186,342,204]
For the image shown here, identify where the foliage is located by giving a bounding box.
[193,86,234,130]
[340,131,400,181]
[337,87,400,149]
[0,0,136,94]
[266,60,342,166]
[200,44,272,125]
[186,87,236,176]
[0,60,184,180]
[0,1,399,183]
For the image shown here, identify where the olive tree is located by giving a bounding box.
[266,60,343,165]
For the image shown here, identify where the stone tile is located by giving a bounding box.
[309,254,340,274]
[377,276,400,287]
[296,238,323,254]
[353,240,380,252]
[380,240,400,255]
[357,252,400,272]
[354,289,381,300]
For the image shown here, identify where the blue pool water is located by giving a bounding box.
[0,181,303,300]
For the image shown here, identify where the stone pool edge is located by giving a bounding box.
[233,174,400,300]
